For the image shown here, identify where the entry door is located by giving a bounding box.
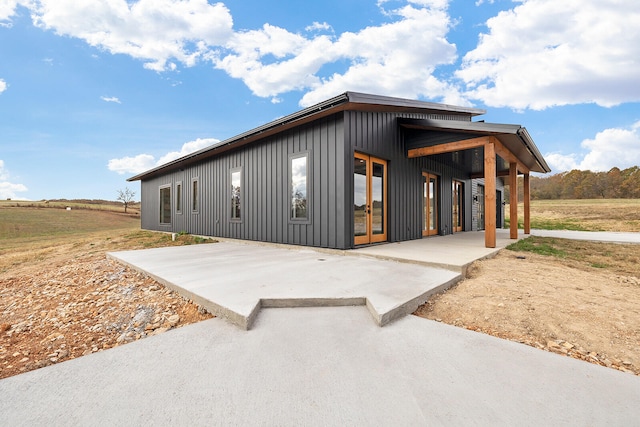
[354,153,387,245]
[422,172,438,236]
[452,180,463,232]
[477,184,485,230]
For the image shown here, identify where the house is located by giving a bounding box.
[128,92,550,249]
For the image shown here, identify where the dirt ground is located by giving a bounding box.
[0,232,213,379]
[415,249,640,376]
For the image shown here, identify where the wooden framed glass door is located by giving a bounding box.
[452,180,463,232]
[354,153,387,245]
[422,172,438,236]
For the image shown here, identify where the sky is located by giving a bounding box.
[0,0,639,201]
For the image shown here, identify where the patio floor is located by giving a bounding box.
[108,229,521,330]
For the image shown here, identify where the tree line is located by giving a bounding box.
[506,166,640,200]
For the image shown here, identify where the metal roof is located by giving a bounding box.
[127,92,486,182]
[399,118,551,174]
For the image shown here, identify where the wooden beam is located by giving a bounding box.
[509,162,518,239]
[491,136,530,175]
[484,142,496,248]
[407,136,489,158]
[470,170,512,179]
[524,173,531,234]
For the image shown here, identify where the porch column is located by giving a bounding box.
[524,173,531,234]
[509,162,518,239]
[484,142,496,248]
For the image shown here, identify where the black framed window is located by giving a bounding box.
[230,168,241,221]
[290,152,310,221]
[159,185,171,225]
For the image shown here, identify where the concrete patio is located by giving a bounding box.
[108,230,517,330]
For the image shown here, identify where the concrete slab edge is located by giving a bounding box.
[261,297,366,308]
[351,253,463,272]
[376,273,463,326]
[106,253,257,331]
[458,247,503,276]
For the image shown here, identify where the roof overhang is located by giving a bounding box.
[127,92,486,182]
[399,118,551,174]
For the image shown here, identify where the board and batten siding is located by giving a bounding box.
[343,110,478,245]
[140,113,348,249]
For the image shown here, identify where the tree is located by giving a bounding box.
[117,187,136,213]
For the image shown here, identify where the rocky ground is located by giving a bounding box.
[415,250,640,376]
[0,252,212,379]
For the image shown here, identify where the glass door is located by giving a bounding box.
[422,172,438,236]
[452,180,463,232]
[477,184,485,230]
[354,153,387,245]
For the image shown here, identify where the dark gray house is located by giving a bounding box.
[129,92,550,249]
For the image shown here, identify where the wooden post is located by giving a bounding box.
[509,162,518,239]
[484,142,496,248]
[524,173,531,234]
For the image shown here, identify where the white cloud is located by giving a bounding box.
[156,137,218,165]
[457,0,640,110]
[15,1,466,106]
[0,0,22,23]
[107,154,156,175]
[545,121,640,172]
[0,160,28,199]
[29,0,233,72]
[100,96,121,104]
[108,137,218,175]
[300,3,464,107]
[0,79,6,94]
[305,22,333,33]
[214,2,464,107]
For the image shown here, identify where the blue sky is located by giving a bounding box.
[1,0,639,201]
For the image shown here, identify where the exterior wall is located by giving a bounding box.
[343,111,476,246]
[141,113,348,249]
[140,108,503,249]
[470,178,506,231]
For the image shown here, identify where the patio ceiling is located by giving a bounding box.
[400,118,551,174]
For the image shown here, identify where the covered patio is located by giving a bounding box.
[401,118,551,248]
[353,228,519,274]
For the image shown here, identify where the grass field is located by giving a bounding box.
[505,199,640,232]
[0,199,140,215]
[0,206,209,275]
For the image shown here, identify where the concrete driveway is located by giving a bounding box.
[2,232,640,425]
[1,306,639,425]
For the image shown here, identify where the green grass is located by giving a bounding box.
[504,217,593,232]
[505,199,640,232]
[506,237,568,257]
[0,207,140,240]
[505,236,640,276]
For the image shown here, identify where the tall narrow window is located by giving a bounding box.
[192,178,199,213]
[176,182,182,214]
[422,172,438,236]
[231,169,241,220]
[290,154,308,220]
[159,185,171,225]
[452,180,463,232]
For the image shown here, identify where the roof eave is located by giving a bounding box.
[399,118,551,174]
[127,92,486,182]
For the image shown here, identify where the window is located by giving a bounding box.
[176,182,182,214]
[230,169,241,220]
[290,153,309,221]
[192,178,199,213]
[159,185,171,225]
